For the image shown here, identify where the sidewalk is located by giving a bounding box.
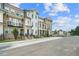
[0,37,63,51]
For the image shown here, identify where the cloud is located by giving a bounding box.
[43,3,79,31]
[53,3,70,13]
[43,3,52,12]
[75,14,79,18]
[43,3,70,16]
[53,15,79,31]
[48,12,57,16]
[76,19,79,23]
[9,3,21,8]
[53,16,71,27]
[36,4,40,7]
[53,16,74,31]
[74,14,79,23]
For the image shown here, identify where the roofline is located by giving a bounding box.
[24,9,39,14]
[5,3,23,12]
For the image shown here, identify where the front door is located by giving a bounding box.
[27,29,29,35]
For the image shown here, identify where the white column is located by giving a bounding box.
[0,12,3,35]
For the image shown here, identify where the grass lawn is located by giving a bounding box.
[0,37,48,43]
[0,39,24,43]
[0,40,13,43]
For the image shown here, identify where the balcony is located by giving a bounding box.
[19,23,23,28]
[6,12,24,20]
[7,21,13,26]
[7,21,23,28]
[25,22,33,27]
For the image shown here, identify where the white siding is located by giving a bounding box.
[0,12,3,35]
[27,12,32,18]
[10,9,15,13]
[24,27,32,35]
[24,18,32,35]
[25,11,39,36]
[25,18,31,26]
[0,25,3,35]
[5,6,9,11]
[0,13,3,23]
[0,4,1,8]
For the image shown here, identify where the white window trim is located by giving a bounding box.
[5,6,9,11]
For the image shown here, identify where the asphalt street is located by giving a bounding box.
[0,36,79,56]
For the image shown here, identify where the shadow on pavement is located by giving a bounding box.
[0,45,12,50]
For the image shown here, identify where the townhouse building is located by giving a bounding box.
[38,17,52,37]
[24,10,33,38]
[0,3,52,40]
[0,3,24,39]
[24,10,39,37]
[38,17,44,37]
[44,18,52,36]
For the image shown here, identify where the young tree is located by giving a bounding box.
[12,28,18,40]
[70,26,79,35]
[70,29,75,35]
[54,30,57,34]
[75,26,79,35]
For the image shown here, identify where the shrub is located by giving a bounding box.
[12,28,18,40]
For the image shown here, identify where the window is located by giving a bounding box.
[11,9,15,12]
[32,22,33,27]
[27,12,29,17]
[27,29,29,35]
[42,24,44,29]
[5,30,8,34]
[45,25,46,29]
[31,29,33,35]
[16,13,19,16]
[40,23,41,28]
[35,15,38,19]
[20,13,23,17]
[35,23,37,27]
[9,17,12,21]
[27,20,29,24]
[35,31,37,34]
[0,4,1,8]
[35,15,37,19]
[8,28,13,34]
[5,7,9,11]
[32,14,33,18]
[0,13,3,22]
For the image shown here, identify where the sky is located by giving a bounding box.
[11,3,79,31]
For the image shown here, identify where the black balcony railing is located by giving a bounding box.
[7,21,23,28]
